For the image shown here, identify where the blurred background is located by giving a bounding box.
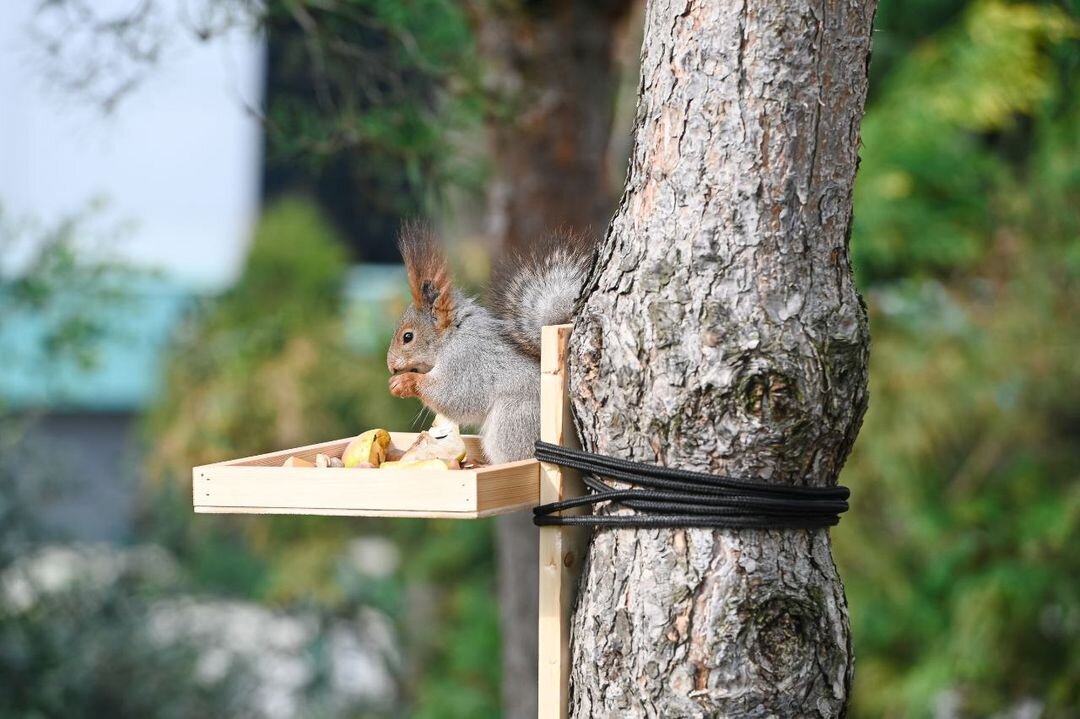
[0,0,1076,717]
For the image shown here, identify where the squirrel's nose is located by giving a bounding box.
[387,355,406,375]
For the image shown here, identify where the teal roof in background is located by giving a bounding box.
[0,277,198,412]
[0,265,409,413]
[343,264,410,355]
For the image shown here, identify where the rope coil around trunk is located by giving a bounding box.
[532,441,850,529]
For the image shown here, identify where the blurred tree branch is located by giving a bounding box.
[27,0,483,215]
[0,202,136,375]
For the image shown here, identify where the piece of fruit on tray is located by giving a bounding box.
[280,420,483,471]
[342,429,391,468]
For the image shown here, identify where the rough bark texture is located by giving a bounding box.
[471,3,635,719]
[567,0,875,716]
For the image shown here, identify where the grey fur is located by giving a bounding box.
[493,242,593,359]
[388,246,588,463]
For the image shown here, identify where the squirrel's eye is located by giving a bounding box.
[403,331,414,344]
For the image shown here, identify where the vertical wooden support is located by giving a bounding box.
[538,324,587,718]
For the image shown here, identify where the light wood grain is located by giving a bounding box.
[477,460,542,512]
[537,324,587,719]
[193,505,530,519]
[192,435,534,518]
[195,465,476,512]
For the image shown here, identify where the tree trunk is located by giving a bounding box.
[471,3,636,718]
[567,0,875,715]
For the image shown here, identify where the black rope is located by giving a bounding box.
[532,441,849,529]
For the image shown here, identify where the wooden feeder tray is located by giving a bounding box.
[193,325,582,719]
[193,432,539,519]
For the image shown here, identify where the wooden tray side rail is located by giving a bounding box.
[193,432,538,518]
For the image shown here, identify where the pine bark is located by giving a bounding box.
[567,0,875,716]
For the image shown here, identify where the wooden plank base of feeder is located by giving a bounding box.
[193,432,539,518]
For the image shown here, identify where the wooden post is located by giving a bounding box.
[538,324,587,718]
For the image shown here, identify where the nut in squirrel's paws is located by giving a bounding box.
[389,371,425,398]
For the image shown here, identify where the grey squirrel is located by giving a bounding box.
[386,224,593,463]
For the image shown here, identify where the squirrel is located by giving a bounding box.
[386,224,593,464]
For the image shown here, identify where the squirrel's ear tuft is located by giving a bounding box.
[399,221,454,330]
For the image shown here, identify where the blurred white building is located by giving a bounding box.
[0,0,264,290]
[0,0,264,540]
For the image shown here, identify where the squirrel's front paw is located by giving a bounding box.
[389,372,424,399]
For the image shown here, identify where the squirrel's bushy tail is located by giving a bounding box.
[493,233,595,359]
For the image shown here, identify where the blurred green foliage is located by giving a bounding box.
[143,198,501,718]
[853,0,1077,280]
[0,215,252,718]
[0,539,251,719]
[259,0,485,217]
[838,1,1080,716]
